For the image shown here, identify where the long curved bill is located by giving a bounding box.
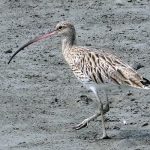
[8,30,57,64]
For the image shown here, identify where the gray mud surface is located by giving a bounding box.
[0,0,150,150]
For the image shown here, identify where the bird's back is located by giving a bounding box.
[64,46,148,89]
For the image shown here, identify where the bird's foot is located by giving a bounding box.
[73,118,89,130]
[72,104,109,131]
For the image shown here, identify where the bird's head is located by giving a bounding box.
[8,21,75,64]
[55,21,75,37]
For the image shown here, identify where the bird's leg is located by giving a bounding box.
[95,89,110,139]
[73,102,109,130]
[99,103,109,139]
[73,87,110,131]
[104,91,110,113]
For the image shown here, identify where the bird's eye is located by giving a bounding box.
[58,26,63,30]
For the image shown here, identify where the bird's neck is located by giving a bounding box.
[62,34,76,54]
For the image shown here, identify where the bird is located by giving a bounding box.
[8,21,150,139]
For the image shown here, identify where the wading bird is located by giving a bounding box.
[8,21,150,139]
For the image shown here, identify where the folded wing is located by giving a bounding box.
[79,51,147,89]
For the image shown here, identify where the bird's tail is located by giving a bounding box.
[141,77,150,89]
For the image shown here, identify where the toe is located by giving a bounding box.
[73,122,88,130]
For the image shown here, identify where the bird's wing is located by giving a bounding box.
[78,51,145,88]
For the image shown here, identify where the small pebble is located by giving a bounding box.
[130,98,136,101]
[113,126,120,130]
[85,43,92,46]
[79,95,92,104]
[133,63,144,70]
[127,92,133,96]
[142,123,148,127]
[4,49,12,54]
[123,119,127,125]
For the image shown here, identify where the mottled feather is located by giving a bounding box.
[63,46,147,89]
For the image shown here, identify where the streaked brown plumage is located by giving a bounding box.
[8,21,150,139]
[65,47,146,89]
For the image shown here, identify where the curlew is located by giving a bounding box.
[8,21,150,139]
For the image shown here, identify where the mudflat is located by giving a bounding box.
[0,0,150,150]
